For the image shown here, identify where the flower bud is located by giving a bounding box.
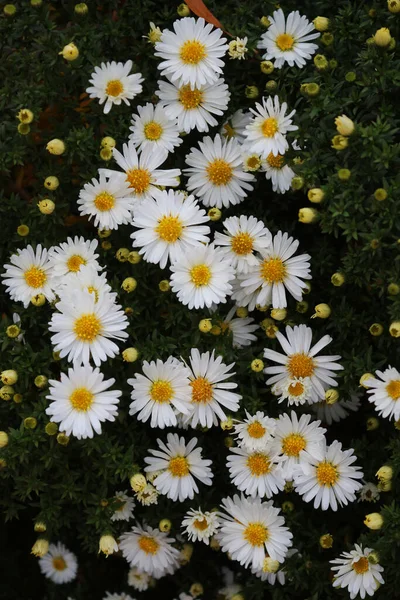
[4,4,16,16]
[208,207,222,221]
[368,551,380,564]
[389,321,400,338]
[299,207,318,223]
[159,518,172,533]
[38,199,55,214]
[177,3,190,16]
[236,307,248,318]
[46,139,65,155]
[331,135,348,150]
[312,303,331,319]
[159,280,170,292]
[101,136,116,149]
[308,188,325,203]
[335,115,355,136]
[210,535,220,550]
[101,240,112,250]
[387,283,400,295]
[0,432,9,448]
[220,417,233,431]
[271,308,287,321]
[34,521,47,533]
[388,0,400,12]
[224,436,234,448]
[374,28,391,47]
[128,251,141,264]
[260,60,274,74]
[74,3,88,15]
[366,417,379,431]
[116,247,130,262]
[260,16,271,27]
[57,433,70,445]
[130,473,147,492]
[31,538,49,557]
[17,109,34,124]
[305,82,320,97]
[369,323,383,336]
[18,123,30,135]
[44,176,59,190]
[251,359,264,372]
[180,543,193,563]
[376,466,393,481]
[291,176,304,190]
[1,370,18,385]
[378,479,392,492]
[100,147,113,161]
[265,324,279,339]
[199,318,212,333]
[319,534,333,548]
[0,386,14,401]
[282,501,294,513]
[314,54,329,71]
[122,277,137,293]
[359,373,375,388]
[364,512,384,530]
[13,393,23,403]
[122,348,139,363]
[245,86,259,99]
[321,32,334,46]
[263,557,280,573]
[45,422,58,436]
[35,375,48,389]
[31,293,46,306]
[313,16,329,31]
[59,42,79,60]
[24,417,37,429]
[296,301,308,313]
[331,272,345,286]
[99,534,118,556]
[338,169,351,181]
[346,71,356,82]
[325,389,339,404]
[265,80,278,93]
[190,583,204,597]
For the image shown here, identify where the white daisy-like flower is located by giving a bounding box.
[156,76,230,134]
[144,433,213,502]
[103,593,135,600]
[2,244,55,308]
[358,482,380,503]
[230,275,262,311]
[136,483,159,506]
[154,17,228,89]
[46,364,121,439]
[111,490,135,522]
[185,134,255,209]
[131,189,210,269]
[243,96,298,158]
[183,348,242,429]
[128,567,151,591]
[264,324,344,403]
[86,60,144,114]
[128,358,192,429]
[119,524,180,578]
[294,439,363,511]
[49,289,128,366]
[48,236,101,279]
[77,171,134,230]
[238,231,311,309]
[56,264,114,303]
[365,366,400,421]
[312,394,361,425]
[257,9,320,69]
[38,542,78,584]
[170,243,235,310]
[221,109,253,144]
[262,152,295,193]
[214,215,272,274]
[221,306,259,349]
[129,102,182,154]
[233,410,276,451]
[228,37,248,60]
[181,508,220,544]
[227,446,285,498]
[271,376,313,406]
[330,544,384,600]
[218,494,293,568]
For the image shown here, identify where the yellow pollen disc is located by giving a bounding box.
[24,266,47,289]
[276,33,295,51]
[138,536,159,555]
[94,191,115,212]
[69,387,94,411]
[288,353,315,378]
[260,257,286,283]
[87,286,99,303]
[144,121,163,141]
[169,456,190,477]
[316,461,338,486]
[179,39,207,64]
[150,380,173,403]
[352,557,369,574]
[206,159,233,186]
[231,232,254,256]
[156,215,183,242]
[243,522,268,546]
[105,79,124,97]
[223,123,236,138]
[246,156,261,169]
[247,453,271,476]
[67,254,86,273]
[52,557,67,571]
[247,422,266,439]
[267,152,285,169]
[193,517,209,531]
[261,117,279,137]
[126,168,151,194]
[190,264,211,287]
[178,85,204,110]
[386,380,400,400]
[288,381,305,396]
[282,433,306,457]
[73,313,102,342]
[190,377,213,403]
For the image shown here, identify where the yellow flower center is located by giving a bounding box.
[246,156,261,170]
[316,461,338,486]
[352,557,369,574]
[150,380,173,403]
[206,159,233,186]
[288,353,315,378]
[386,380,400,400]
[288,381,305,396]
[178,85,204,109]
[260,257,286,283]
[247,421,266,439]
[261,117,279,137]
[223,122,236,138]
[73,313,102,341]
[94,191,115,212]
[67,254,86,273]
[138,536,159,555]
[276,33,295,51]
[179,39,207,64]
[169,456,190,477]
[105,79,124,97]
[126,168,151,194]
[144,121,163,141]
[193,517,209,531]
[247,452,271,476]
[190,264,211,287]
[156,215,183,242]
[243,522,269,546]
[87,286,99,302]
[282,433,306,457]
[52,556,67,571]
[190,377,213,403]
[24,266,47,289]
[231,232,254,255]
[69,387,94,411]
[267,152,285,169]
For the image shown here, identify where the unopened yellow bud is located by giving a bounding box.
[17,109,34,124]
[374,28,391,47]
[0,432,9,448]
[122,277,137,293]
[307,188,325,203]
[46,139,65,155]
[159,518,172,533]
[314,54,329,71]
[100,147,113,161]
[291,176,305,190]
[388,0,400,12]
[338,169,351,181]
[313,16,329,31]
[6,324,20,340]
[177,3,190,16]
[387,283,400,295]
[389,321,400,338]
[31,538,49,557]
[199,318,213,333]
[360,373,375,388]
[159,280,170,292]
[210,325,221,336]
[130,473,147,492]
[245,86,259,99]
[335,115,355,136]
[190,583,204,597]
[18,123,30,135]
[13,393,23,404]
[116,247,130,262]
[101,136,116,149]
[378,479,392,492]
[260,60,274,74]
[122,348,139,363]
[31,293,46,306]
[364,512,384,530]
[331,135,348,150]
[266,324,279,339]
[271,308,287,321]
[256,304,270,311]
[251,359,264,372]
[17,224,30,237]
[34,521,47,533]
[368,551,380,565]
[4,4,16,15]
[210,535,220,550]
[282,501,294,513]
[220,417,233,431]
[101,240,112,250]
[296,301,308,313]
[57,432,70,446]
[99,534,118,556]
[74,3,88,14]
[312,303,331,319]
[207,208,222,222]
[45,422,58,436]
[128,251,141,264]
[331,272,345,286]
[366,417,380,431]
[305,82,320,97]
[44,176,59,190]
[260,16,271,27]
[35,375,48,389]
[319,534,333,548]
[24,417,37,429]
[369,323,383,336]
[97,229,111,239]
[59,42,79,60]
[38,199,55,214]
[0,386,14,401]
[1,370,18,385]
[261,557,280,574]
[236,307,248,318]
[325,389,339,404]
[376,466,393,481]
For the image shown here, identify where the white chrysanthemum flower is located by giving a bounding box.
[170,243,235,309]
[129,102,182,154]
[218,494,293,568]
[119,524,180,578]
[136,483,159,506]
[358,482,380,503]
[154,17,228,89]
[144,433,213,502]
[156,76,230,134]
[214,215,272,274]
[262,152,295,193]
[86,60,144,114]
[77,171,134,230]
[221,109,253,144]
[38,542,78,584]
[330,544,384,600]
[264,324,344,403]
[128,567,151,591]
[222,306,259,349]
[238,231,311,309]
[365,367,400,421]
[234,410,276,451]
[57,264,114,303]
[230,276,262,311]
[185,134,255,209]
[294,439,363,511]
[243,153,262,172]
[228,36,248,60]
[183,348,242,428]
[227,446,285,498]
[271,376,313,406]
[103,593,135,600]
[312,394,361,425]
[111,490,135,522]
[46,364,121,439]
[243,96,298,158]
[48,236,101,279]
[128,358,192,429]
[270,412,326,480]
[2,244,55,308]
[49,289,128,366]
[181,508,220,544]
[257,9,320,69]
[131,189,210,269]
